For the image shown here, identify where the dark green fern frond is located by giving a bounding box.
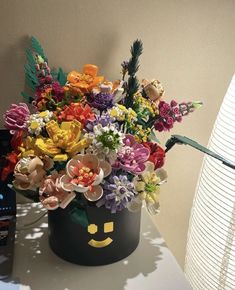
[124,39,143,108]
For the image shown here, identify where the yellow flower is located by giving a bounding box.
[109,104,137,122]
[19,136,41,157]
[133,92,159,116]
[35,120,90,161]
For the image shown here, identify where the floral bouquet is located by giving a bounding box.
[1,37,201,264]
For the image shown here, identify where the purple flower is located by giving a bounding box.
[96,174,137,213]
[113,134,150,174]
[4,103,30,133]
[85,113,115,132]
[88,92,113,111]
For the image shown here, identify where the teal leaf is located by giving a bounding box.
[150,130,161,143]
[51,68,58,80]
[31,36,47,60]
[69,207,89,228]
[57,67,67,86]
[21,91,33,103]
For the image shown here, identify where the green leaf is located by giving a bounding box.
[192,101,203,109]
[51,68,58,80]
[57,67,67,86]
[21,91,33,103]
[25,48,36,67]
[69,207,89,228]
[31,36,47,61]
[150,130,161,144]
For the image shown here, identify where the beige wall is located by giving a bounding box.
[1,0,235,268]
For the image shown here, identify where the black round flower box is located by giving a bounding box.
[48,205,141,266]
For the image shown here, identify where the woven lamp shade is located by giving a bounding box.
[185,75,235,290]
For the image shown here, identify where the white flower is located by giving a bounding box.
[27,110,53,135]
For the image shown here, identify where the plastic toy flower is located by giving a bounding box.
[133,93,158,121]
[4,103,30,133]
[142,142,165,169]
[39,172,76,210]
[88,83,114,111]
[142,79,165,101]
[109,104,137,122]
[0,152,18,181]
[128,161,167,215]
[60,154,111,201]
[27,110,53,135]
[85,112,115,132]
[113,134,150,174]
[35,120,90,161]
[13,156,46,190]
[87,124,124,161]
[57,103,95,126]
[67,64,104,94]
[96,174,137,213]
[19,136,42,158]
[128,124,151,143]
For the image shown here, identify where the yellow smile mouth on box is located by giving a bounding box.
[88,237,113,248]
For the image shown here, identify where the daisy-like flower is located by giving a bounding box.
[127,161,167,215]
[96,174,137,213]
[86,124,124,161]
[27,110,53,135]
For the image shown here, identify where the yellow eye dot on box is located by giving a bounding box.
[88,224,98,234]
[104,222,114,233]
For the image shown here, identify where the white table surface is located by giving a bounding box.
[1,204,192,290]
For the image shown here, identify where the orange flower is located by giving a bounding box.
[67,64,104,94]
[57,103,95,126]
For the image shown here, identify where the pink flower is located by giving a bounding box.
[4,103,30,133]
[154,121,164,132]
[39,172,76,210]
[170,100,178,107]
[114,134,150,174]
[60,154,111,202]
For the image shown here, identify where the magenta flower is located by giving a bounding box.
[113,134,150,174]
[4,103,30,133]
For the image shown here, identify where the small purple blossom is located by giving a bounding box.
[96,174,137,213]
[113,134,150,174]
[88,92,113,111]
[4,103,30,133]
[85,113,116,132]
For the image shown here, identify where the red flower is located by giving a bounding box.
[11,130,23,150]
[0,152,18,181]
[142,142,165,169]
[57,103,95,126]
